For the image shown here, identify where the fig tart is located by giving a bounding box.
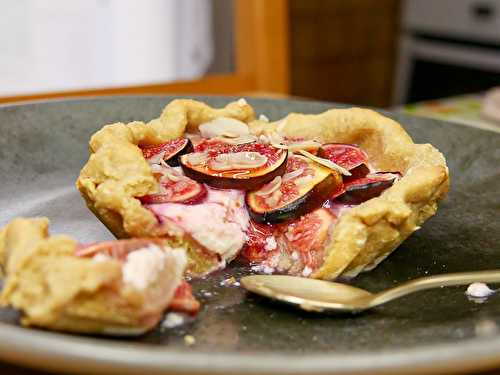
[76,99,449,279]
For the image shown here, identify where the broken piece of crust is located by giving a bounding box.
[76,100,449,280]
[0,217,187,335]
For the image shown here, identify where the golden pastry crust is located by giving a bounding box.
[0,218,186,334]
[76,100,449,280]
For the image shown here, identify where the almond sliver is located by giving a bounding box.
[298,150,351,176]
[255,176,282,196]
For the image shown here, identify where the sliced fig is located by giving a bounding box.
[241,221,276,262]
[180,142,288,190]
[330,180,346,200]
[141,138,193,167]
[272,139,322,153]
[246,155,342,224]
[241,208,337,276]
[282,208,336,271]
[345,163,371,180]
[139,167,207,204]
[317,143,369,171]
[337,172,401,204]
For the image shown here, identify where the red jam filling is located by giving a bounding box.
[169,281,201,315]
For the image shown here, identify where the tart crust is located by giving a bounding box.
[76,100,449,280]
[0,217,187,334]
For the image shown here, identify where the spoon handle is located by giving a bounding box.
[369,270,500,308]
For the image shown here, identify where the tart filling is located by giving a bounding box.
[138,127,401,278]
[147,186,249,271]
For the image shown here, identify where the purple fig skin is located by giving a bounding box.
[337,172,400,204]
[165,139,194,167]
[138,183,207,205]
[344,164,370,181]
[142,138,194,167]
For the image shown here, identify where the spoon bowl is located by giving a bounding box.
[241,270,500,313]
[241,275,373,312]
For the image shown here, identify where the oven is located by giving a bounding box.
[393,0,500,104]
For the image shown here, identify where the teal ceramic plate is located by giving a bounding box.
[0,96,499,374]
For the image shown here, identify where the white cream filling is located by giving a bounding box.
[161,312,186,329]
[122,244,188,293]
[92,253,111,262]
[206,188,250,232]
[251,264,274,274]
[264,236,277,251]
[121,245,187,291]
[149,188,249,260]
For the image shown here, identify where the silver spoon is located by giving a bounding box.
[241,271,500,313]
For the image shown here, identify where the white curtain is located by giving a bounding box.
[0,0,214,96]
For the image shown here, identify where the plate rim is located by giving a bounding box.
[1,321,500,375]
[1,95,499,374]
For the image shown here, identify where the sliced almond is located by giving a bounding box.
[199,117,250,139]
[258,135,270,144]
[271,140,321,153]
[282,168,304,182]
[150,164,164,173]
[255,176,282,196]
[216,134,257,145]
[220,132,240,138]
[265,189,282,207]
[298,150,351,176]
[271,143,289,150]
[164,172,182,182]
[288,140,322,152]
[209,152,268,171]
[294,175,315,187]
[185,133,203,145]
[147,151,166,164]
[185,152,209,166]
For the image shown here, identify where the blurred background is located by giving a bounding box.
[2,0,500,130]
